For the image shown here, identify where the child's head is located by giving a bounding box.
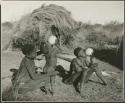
[85,47,94,56]
[74,47,85,57]
[48,35,57,46]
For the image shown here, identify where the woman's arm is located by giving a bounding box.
[25,59,44,80]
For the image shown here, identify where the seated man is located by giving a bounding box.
[56,47,88,94]
[12,43,59,100]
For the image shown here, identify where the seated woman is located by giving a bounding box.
[11,43,59,100]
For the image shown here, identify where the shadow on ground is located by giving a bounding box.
[94,47,123,71]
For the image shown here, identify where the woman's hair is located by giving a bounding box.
[21,44,35,55]
[74,47,82,57]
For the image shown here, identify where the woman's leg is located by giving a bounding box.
[12,83,20,100]
[18,71,58,95]
[18,78,48,94]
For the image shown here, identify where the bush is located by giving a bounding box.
[62,34,74,48]
[86,34,97,43]
[86,33,108,45]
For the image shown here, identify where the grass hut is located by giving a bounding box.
[11,4,79,49]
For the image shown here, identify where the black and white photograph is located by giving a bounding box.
[1,1,124,102]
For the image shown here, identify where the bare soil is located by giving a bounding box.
[1,51,124,102]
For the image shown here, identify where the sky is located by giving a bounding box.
[1,1,124,24]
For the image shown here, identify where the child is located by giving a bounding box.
[38,35,65,95]
[84,48,107,85]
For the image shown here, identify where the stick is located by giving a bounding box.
[60,52,73,55]
[57,55,72,62]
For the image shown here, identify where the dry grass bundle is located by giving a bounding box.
[11,4,79,49]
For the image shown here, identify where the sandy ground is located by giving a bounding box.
[1,51,124,102]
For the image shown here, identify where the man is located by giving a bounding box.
[56,47,88,94]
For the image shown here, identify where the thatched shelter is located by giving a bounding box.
[11,4,79,49]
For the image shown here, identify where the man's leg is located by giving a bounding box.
[73,73,82,94]
[79,70,88,93]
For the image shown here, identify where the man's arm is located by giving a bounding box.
[70,59,83,73]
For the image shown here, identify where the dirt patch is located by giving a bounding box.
[1,52,124,102]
